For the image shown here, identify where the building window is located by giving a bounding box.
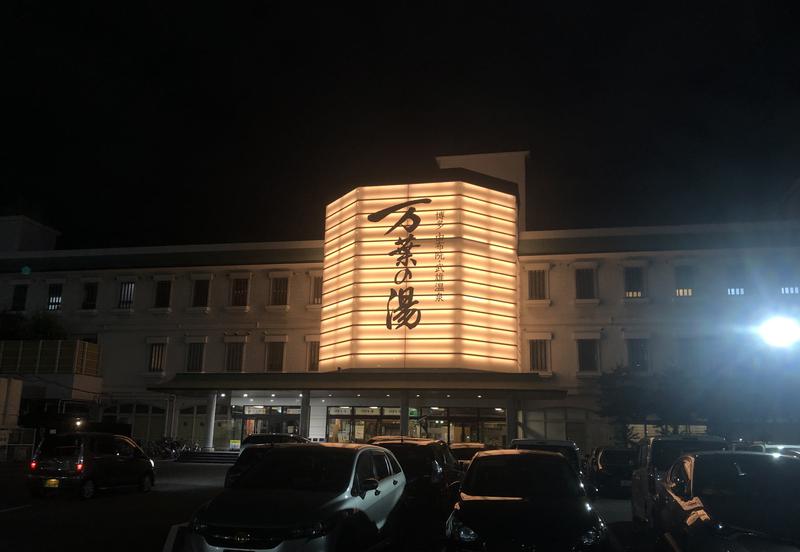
[624,267,644,298]
[528,270,547,300]
[626,339,649,371]
[224,342,245,372]
[308,341,320,372]
[266,341,285,372]
[575,268,597,300]
[118,281,135,309]
[675,265,694,297]
[47,283,63,311]
[529,340,549,372]
[154,280,172,308]
[192,279,211,307]
[577,339,599,373]
[11,284,28,311]
[781,286,800,295]
[148,343,166,373]
[82,282,98,310]
[186,343,205,373]
[310,275,323,305]
[231,278,249,307]
[726,265,748,296]
[270,277,289,306]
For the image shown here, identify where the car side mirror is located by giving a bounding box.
[360,478,380,494]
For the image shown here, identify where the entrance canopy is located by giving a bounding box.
[149,368,566,399]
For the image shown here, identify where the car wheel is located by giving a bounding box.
[139,473,153,493]
[80,479,96,500]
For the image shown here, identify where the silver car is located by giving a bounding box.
[185,443,406,552]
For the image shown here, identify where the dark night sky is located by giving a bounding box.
[3,2,800,249]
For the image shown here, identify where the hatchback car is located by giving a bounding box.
[28,432,155,499]
[654,451,800,550]
[240,433,309,451]
[631,434,727,528]
[188,443,406,552]
[445,449,608,551]
[368,437,463,518]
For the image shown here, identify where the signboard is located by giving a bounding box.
[320,181,518,371]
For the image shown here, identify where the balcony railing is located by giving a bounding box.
[0,340,101,377]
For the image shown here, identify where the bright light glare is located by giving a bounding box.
[758,316,800,347]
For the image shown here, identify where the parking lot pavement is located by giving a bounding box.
[0,461,228,552]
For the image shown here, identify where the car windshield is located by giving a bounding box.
[514,444,579,470]
[462,454,582,498]
[451,447,481,461]
[652,440,726,471]
[39,435,82,458]
[234,447,353,493]
[380,444,431,478]
[600,449,634,465]
[695,455,800,497]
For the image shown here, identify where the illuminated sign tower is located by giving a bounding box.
[320,181,518,371]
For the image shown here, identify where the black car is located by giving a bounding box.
[225,444,277,488]
[368,437,463,518]
[28,432,155,499]
[590,447,635,496]
[654,451,800,551]
[445,449,608,551]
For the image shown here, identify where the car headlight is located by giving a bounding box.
[446,512,480,543]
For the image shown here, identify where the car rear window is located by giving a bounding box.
[39,435,82,459]
[600,449,634,465]
[463,454,581,498]
[242,435,293,445]
[652,440,727,471]
[514,444,580,471]
[380,444,432,478]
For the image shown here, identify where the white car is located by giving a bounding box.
[186,443,406,552]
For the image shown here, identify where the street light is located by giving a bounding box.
[758,316,800,348]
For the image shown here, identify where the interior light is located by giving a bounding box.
[270,393,276,397]
[220,393,226,398]
[759,316,800,347]
[243,393,248,398]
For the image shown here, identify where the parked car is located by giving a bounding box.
[445,449,608,551]
[28,432,155,499]
[367,437,463,518]
[654,451,800,550]
[240,432,308,451]
[732,442,800,454]
[631,434,727,528]
[224,444,276,488]
[188,443,406,552]
[589,447,635,496]
[449,443,493,470]
[510,439,583,476]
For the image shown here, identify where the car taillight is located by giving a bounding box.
[30,461,37,470]
[76,463,84,472]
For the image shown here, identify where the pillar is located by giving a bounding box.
[400,391,409,436]
[299,390,311,438]
[203,392,217,451]
[505,396,518,447]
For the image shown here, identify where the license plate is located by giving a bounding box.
[620,480,631,487]
[44,478,60,488]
